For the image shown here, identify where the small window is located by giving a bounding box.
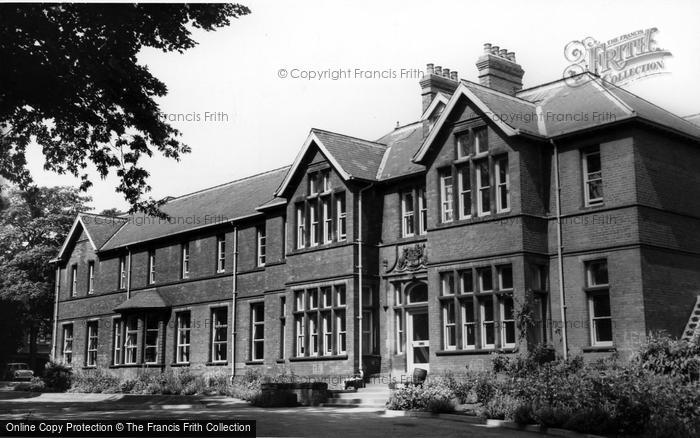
[395,311,404,354]
[458,165,472,219]
[216,235,226,273]
[279,297,286,359]
[251,303,265,361]
[87,262,95,294]
[498,265,513,290]
[309,313,319,356]
[401,191,415,237]
[583,148,603,206]
[62,324,73,365]
[441,272,455,296]
[336,195,347,241]
[456,132,471,158]
[530,265,547,291]
[257,226,266,267]
[119,256,128,289]
[309,288,319,309]
[495,156,510,213]
[181,243,190,279]
[148,250,156,284]
[586,260,609,287]
[362,310,375,354]
[589,293,613,346]
[335,285,346,306]
[460,270,474,294]
[322,171,331,192]
[418,188,427,235]
[321,287,332,308]
[322,198,333,244]
[476,160,491,216]
[211,307,228,363]
[362,286,373,306]
[296,204,306,249]
[442,301,456,350]
[295,291,305,311]
[440,169,454,223]
[70,265,77,296]
[501,296,516,348]
[394,284,403,305]
[309,173,318,196]
[176,312,191,363]
[408,283,428,303]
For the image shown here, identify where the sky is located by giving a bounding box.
[25,0,700,212]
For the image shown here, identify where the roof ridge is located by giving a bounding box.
[311,128,388,148]
[79,212,128,221]
[516,71,595,95]
[461,79,537,105]
[164,165,292,204]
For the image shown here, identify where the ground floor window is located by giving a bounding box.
[144,315,159,364]
[589,292,613,346]
[125,316,138,364]
[86,321,98,367]
[293,284,347,357]
[62,324,73,365]
[176,312,191,364]
[251,303,264,361]
[211,307,228,363]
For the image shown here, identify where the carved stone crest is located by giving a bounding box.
[396,243,427,272]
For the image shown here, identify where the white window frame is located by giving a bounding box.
[181,243,190,279]
[441,272,455,296]
[62,324,73,365]
[86,321,98,366]
[295,290,305,311]
[124,316,138,364]
[309,204,319,247]
[296,205,306,249]
[322,171,331,193]
[461,270,474,294]
[295,315,305,357]
[148,250,156,284]
[70,265,77,296]
[498,265,513,291]
[321,287,332,308]
[113,319,122,365]
[480,297,495,349]
[119,256,127,289]
[336,196,347,241]
[476,160,491,216]
[461,301,476,350]
[322,312,333,355]
[495,156,510,213]
[87,262,94,294]
[500,296,516,348]
[458,164,472,219]
[586,260,613,347]
[257,226,266,267]
[418,188,427,235]
[583,148,604,206]
[474,127,488,154]
[401,190,415,237]
[251,303,265,361]
[143,314,159,364]
[335,285,346,306]
[216,236,226,273]
[457,132,471,159]
[176,312,191,364]
[309,174,318,195]
[336,311,347,354]
[479,268,493,292]
[322,198,333,244]
[440,170,454,223]
[395,311,404,354]
[442,301,457,350]
[308,314,319,356]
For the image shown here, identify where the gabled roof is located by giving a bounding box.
[275,129,387,197]
[420,92,450,121]
[414,72,700,163]
[54,213,127,261]
[101,166,290,251]
[375,121,426,180]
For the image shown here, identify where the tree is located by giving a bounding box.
[98,208,123,218]
[0,4,250,216]
[0,186,90,368]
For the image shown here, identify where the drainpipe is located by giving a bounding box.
[357,183,374,379]
[126,247,132,299]
[551,139,568,360]
[231,226,239,381]
[50,263,60,362]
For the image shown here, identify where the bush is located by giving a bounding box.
[635,332,700,381]
[480,392,522,421]
[15,377,46,392]
[386,381,455,413]
[70,368,121,393]
[43,361,72,391]
[473,373,497,405]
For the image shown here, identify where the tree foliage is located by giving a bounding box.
[0,3,250,216]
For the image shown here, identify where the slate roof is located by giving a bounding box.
[114,289,170,312]
[375,122,426,180]
[101,166,290,250]
[78,213,127,248]
[311,129,388,181]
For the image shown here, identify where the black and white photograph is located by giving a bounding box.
[0,1,699,437]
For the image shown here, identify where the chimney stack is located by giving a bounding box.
[476,42,524,95]
[419,62,460,113]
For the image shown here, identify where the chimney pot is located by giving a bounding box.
[426,63,434,75]
[443,68,450,77]
[435,65,442,75]
[476,43,524,95]
[491,45,500,55]
[484,43,492,54]
[507,52,516,62]
[499,49,508,58]
[450,71,458,81]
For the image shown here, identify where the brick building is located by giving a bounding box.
[51,44,700,380]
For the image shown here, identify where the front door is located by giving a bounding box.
[407,308,429,374]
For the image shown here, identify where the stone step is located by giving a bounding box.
[332,392,389,399]
[321,402,386,409]
[325,397,389,405]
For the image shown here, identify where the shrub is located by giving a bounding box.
[562,408,614,435]
[70,368,121,393]
[386,381,455,413]
[43,361,72,392]
[480,392,521,421]
[635,332,700,381]
[15,377,46,392]
[473,373,497,404]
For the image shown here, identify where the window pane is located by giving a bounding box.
[480,268,493,291]
[461,271,473,293]
[594,318,613,342]
[408,284,428,303]
[499,265,513,290]
[592,294,611,317]
[588,261,609,286]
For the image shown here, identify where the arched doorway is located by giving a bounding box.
[405,282,429,373]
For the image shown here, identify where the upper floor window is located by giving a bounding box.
[458,164,472,219]
[440,169,454,223]
[418,188,427,235]
[474,127,488,154]
[257,225,266,267]
[476,160,491,216]
[70,265,78,296]
[87,261,95,294]
[337,195,347,241]
[322,198,333,244]
[181,243,190,279]
[148,250,156,284]
[401,191,415,237]
[456,127,488,158]
[322,171,331,192]
[583,148,603,206]
[119,256,127,289]
[309,204,319,247]
[216,235,226,273]
[296,204,306,249]
[495,156,510,213]
[309,173,318,196]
